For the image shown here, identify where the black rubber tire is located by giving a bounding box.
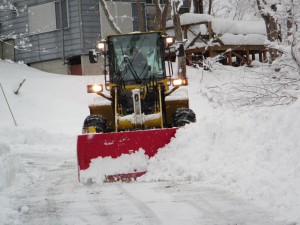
[172,108,196,127]
[83,115,108,133]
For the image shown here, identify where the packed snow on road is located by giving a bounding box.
[1,59,300,225]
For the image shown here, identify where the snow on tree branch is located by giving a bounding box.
[0,1,18,15]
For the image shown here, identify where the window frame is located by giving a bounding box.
[28,0,69,35]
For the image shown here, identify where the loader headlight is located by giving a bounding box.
[165,36,175,46]
[172,78,188,86]
[96,41,106,52]
[87,84,103,93]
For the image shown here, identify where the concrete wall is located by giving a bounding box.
[81,55,104,75]
[30,59,69,75]
[30,56,105,76]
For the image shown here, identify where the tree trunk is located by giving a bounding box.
[191,0,203,14]
[161,0,170,31]
[172,1,186,78]
[287,8,293,44]
[154,0,162,30]
[291,37,300,72]
[153,0,170,31]
[208,0,213,15]
[291,2,300,73]
[99,0,121,34]
[256,0,280,61]
[136,0,145,32]
[198,0,204,14]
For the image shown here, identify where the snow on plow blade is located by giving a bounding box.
[77,128,177,182]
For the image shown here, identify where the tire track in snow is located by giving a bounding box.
[163,183,284,225]
[42,160,115,225]
[13,150,112,225]
[115,183,162,225]
[15,153,65,225]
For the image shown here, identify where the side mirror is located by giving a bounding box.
[89,50,98,63]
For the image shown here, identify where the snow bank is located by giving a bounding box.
[143,105,300,218]
[0,125,77,224]
[0,60,96,135]
[142,65,300,222]
[0,132,23,225]
[0,142,14,190]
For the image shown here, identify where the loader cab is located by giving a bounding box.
[107,32,166,86]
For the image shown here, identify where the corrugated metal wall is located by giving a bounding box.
[81,0,101,54]
[0,0,190,65]
[0,0,100,64]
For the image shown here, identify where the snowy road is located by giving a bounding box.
[2,61,298,224]
[9,133,283,225]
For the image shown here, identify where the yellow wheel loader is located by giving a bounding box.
[77,31,196,182]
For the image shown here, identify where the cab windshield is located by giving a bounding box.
[108,32,165,85]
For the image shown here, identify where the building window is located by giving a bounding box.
[55,0,69,29]
[28,0,69,34]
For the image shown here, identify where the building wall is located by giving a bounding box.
[1,0,185,75]
[0,0,102,75]
[0,1,100,63]
[80,0,101,54]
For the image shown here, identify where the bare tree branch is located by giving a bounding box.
[99,0,122,34]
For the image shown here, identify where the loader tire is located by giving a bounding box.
[83,115,108,133]
[172,108,196,127]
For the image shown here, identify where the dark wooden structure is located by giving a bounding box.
[168,21,268,66]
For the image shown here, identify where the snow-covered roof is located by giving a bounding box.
[212,18,266,35]
[218,33,267,45]
[166,13,214,27]
[166,13,267,46]
[167,13,266,35]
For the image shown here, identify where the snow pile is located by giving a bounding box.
[0,142,14,190]
[80,149,149,184]
[0,60,93,134]
[141,65,300,222]
[142,105,300,220]
[0,132,23,225]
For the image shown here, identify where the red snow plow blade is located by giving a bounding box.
[77,128,177,182]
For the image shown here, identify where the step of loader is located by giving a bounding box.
[77,128,177,182]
